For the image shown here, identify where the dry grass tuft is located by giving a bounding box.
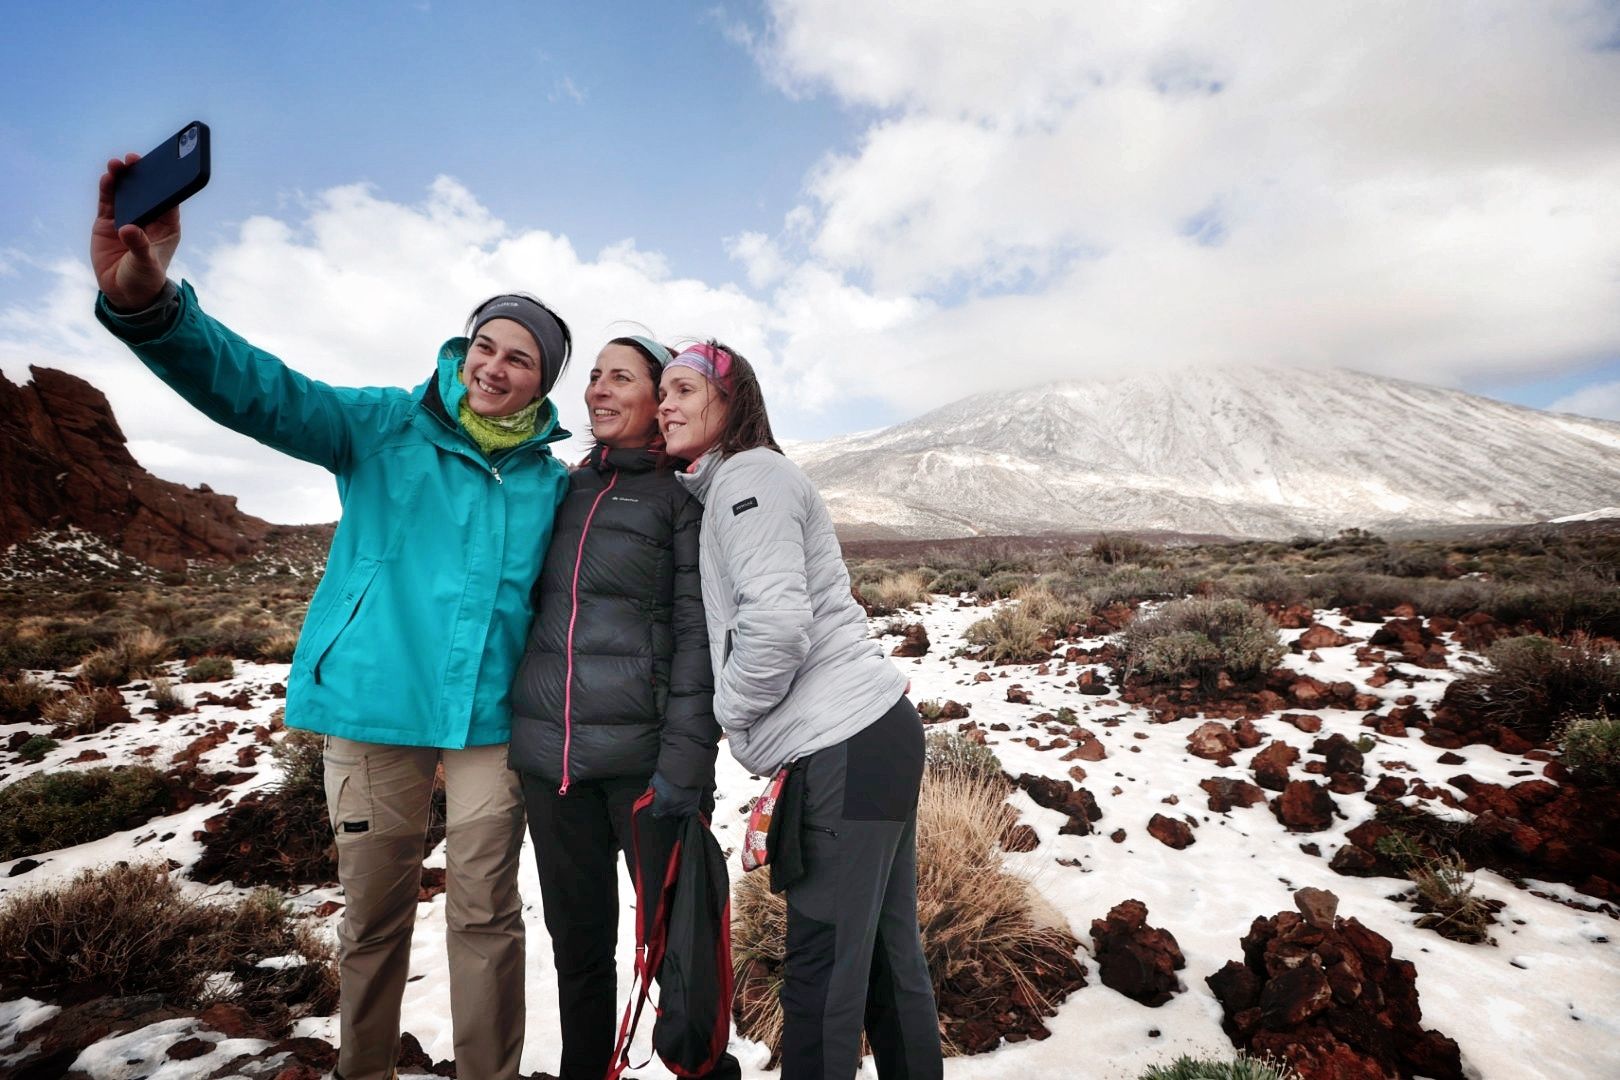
[0,861,336,1027]
[864,571,934,614]
[963,600,1051,664]
[41,685,128,735]
[732,761,1083,1058]
[115,626,171,678]
[0,674,56,721]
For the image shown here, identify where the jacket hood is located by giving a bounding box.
[428,337,568,446]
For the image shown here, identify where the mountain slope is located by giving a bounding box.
[793,366,1620,539]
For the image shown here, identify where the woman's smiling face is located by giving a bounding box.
[585,343,659,448]
[658,365,726,460]
[462,318,542,416]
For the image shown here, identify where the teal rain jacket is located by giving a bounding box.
[96,281,570,748]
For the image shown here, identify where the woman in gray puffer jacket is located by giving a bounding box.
[658,342,943,1080]
[508,335,736,1080]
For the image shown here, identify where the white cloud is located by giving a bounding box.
[0,179,771,524]
[733,0,1620,402]
[1550,380,1620,421]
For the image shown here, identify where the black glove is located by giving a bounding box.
[650,771,701,818]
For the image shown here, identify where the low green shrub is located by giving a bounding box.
[927,567,982,596]
[963,603,1049,664]
[923,730,1005,788]
[1123,598,1285,691]
[0,765,171,861]
[1137,1054,1300,1080]
[0,862,336,1030]
[1559,711,1620,785]
[1092,534,1160,566]
[1140,1055,1302,1080]
[16,735,57,763]
[1450,634,1620,742]
[186,656,236,682]
[976,570,1034,601]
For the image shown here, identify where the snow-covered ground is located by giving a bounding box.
[1,599,1617,1079]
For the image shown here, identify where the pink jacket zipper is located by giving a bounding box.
[559,468,618,794]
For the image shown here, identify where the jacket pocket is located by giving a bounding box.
[299,557,382,685]
[724,627,735,664]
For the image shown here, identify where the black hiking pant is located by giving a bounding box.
[778,696,944,1080]
[521,772,739,1080]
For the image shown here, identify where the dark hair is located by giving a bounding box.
[705,340,781,456]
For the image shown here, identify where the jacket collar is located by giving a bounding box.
[585,442,668,474]
[674,449,723,503]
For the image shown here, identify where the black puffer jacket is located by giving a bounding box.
[509,443,718,791]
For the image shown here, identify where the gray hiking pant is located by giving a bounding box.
[778,697,944,1080]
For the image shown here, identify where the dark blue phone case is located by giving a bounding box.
[114,121,211,229]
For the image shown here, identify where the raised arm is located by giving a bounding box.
[91,156,360,472]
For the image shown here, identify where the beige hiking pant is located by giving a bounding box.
[323,737,526,1080]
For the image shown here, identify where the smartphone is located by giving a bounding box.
[113,121,211,229]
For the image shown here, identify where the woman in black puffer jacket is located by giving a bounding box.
[508,335,736,1080]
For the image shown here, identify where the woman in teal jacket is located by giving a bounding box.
[91,153,569,1080]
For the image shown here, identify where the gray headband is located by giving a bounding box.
[469,294,571,396]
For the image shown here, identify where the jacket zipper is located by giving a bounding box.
[559,468,619,794]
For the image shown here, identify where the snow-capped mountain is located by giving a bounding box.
[790,366,1620,539]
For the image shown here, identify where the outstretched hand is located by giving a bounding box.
[92,154,180,312]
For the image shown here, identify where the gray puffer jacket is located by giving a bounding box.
[677,447,906,774]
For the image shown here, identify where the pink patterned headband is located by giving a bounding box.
[667,343,733,394]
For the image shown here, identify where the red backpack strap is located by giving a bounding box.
[607,789,684,1080]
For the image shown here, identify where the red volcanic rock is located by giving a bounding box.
[1089,899,1185,1007]
[1295,623,1358,651]
[936,699,970,720]
[1015,774,1103,836]
[1456,611,1511,650]
[1310,733,1365,778]
[1233,717,1263,749]
[1366,775,1409,805]
[891,623,930,657]
[1272,780,1337,832]
[1187,721,1239,761]
[1147,814,1195,849]
[0,366,274,569]
[1207,897,1464,1080]
[1061,735,1108,761]
[1201,777,1268,813]
[1006,685,1032,704]
[1251,740,1299,791]
[1280,712,1323,733]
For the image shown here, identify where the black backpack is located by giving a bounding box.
[608,791,734,1079]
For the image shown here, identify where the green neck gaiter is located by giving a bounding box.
[458,397,541,457]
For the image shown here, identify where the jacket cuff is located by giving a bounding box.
[96,279,181,343]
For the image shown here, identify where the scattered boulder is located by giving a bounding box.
[1006,685,1032,705]
[1251,741,1299,791]
[1147,814,1195,849]
[1280,713,1322,734]
[1206,892,1464,1080]
[1200,777,1267,813]
[1089,899,1185,1007]
[891,623,930,657]
[1272,780,1337,832]
[1295,623,1357,651]
[1187,721,1239,762]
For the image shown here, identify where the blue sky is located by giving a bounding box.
[3,2,1618,523]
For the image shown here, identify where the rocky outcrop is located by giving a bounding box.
[0,366,272,570]
[1206,889,1464,1080]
